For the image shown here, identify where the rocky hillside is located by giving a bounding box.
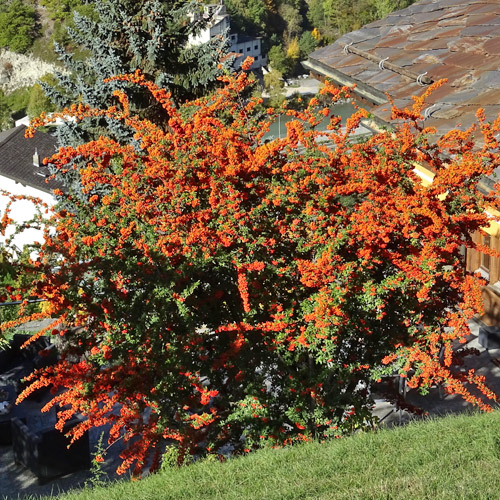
[0,49,60,93]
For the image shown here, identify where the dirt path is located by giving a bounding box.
[36,4,55,38]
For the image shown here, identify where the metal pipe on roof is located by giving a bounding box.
[378,57,389,70]
[344,44,433,85]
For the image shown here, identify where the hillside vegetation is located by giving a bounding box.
[1,0,416,61]
[43,410,500,500]
[0,0,417,131]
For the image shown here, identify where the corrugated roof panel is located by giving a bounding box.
[334,55,365,69]
[431,104,462,120]
[437,88,483,104]
[474,70,500,88]
[387,24,414,36]
[408,1,447,14]
[412,50,449,65]
[461,87,500,107]
[407,26,461,41]
[366,47,403,59]
[372,32,408,49]
[404,37,452,52]
[439,50,493,70]
[461,24,500,36]
[437,0,471,11]
[437,16,467,28]
[464,12,500,26]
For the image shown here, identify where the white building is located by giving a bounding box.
[229,33,267,70]
[0,125,57,252]
[189,3,231,45]
[189,2,267,70]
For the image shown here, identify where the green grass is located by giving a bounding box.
[44,410,500,500]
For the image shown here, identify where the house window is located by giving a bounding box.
[481,233,491,272]
[247,47,251,52]
[254,45,258,50]
[255,55,259,61]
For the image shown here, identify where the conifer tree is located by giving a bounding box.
[41,0,231,192]
[42,1,230,137]
[47,0,230,105]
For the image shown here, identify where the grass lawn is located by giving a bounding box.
[44,409,500,500]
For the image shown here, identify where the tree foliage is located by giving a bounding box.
[41,0,231,152]
[278,3,302,41]
[299,31,318,58]
[0,89,14,132]
[286,37,300,60]
[27,74,57,119]
[40,0,88,21]
[225,0,269,35]
[308,0,415,41]
[0,0,39,53]
[6,86,31,117]
[263,67,285,108]
[10,65,500,475]
[268,44,292,75]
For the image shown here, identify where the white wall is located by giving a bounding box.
[210,16,230,37]
[231,38,267,69]
[188,12,230,46]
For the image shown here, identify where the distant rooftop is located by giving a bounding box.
[0,125,57,193]
[305,0,500,137]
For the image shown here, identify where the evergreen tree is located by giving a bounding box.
[299,31,318,58]
[42,1,230,136]
[41,0,232,192]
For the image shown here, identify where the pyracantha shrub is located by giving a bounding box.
[6,60,500,475]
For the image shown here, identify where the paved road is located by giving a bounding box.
[261,76,321,99]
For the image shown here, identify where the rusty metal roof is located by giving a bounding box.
[306,0,500,139]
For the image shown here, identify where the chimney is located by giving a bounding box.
[33,149,39,167]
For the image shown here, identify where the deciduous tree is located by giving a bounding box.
[27,75,57,119]
[40,0,87,21]
[225,0,269,35]
[0,89,14,131]
[268,43,293,76]
[0,0,38,53]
